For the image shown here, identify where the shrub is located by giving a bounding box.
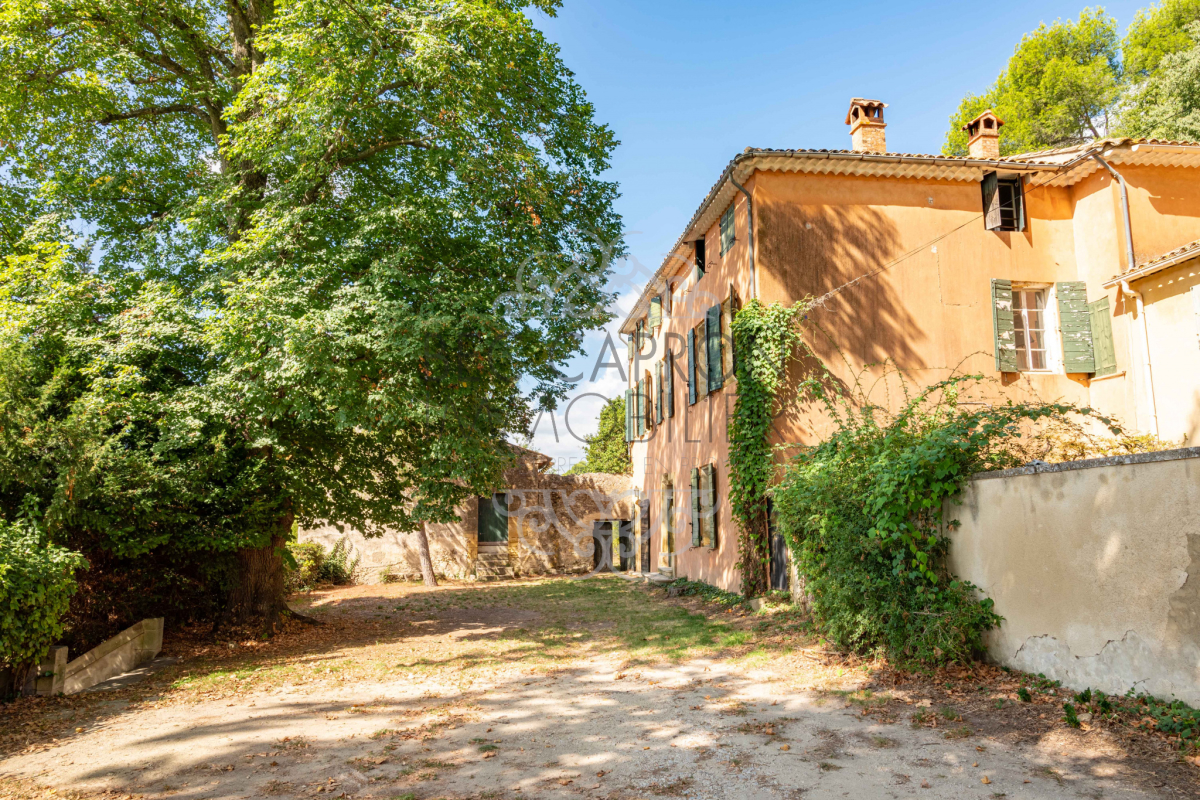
[774,374,1117,665]
[322,537,360,585]
[0,519,86,694]
[285,538,359,592]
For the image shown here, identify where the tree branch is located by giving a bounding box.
[334,137,431,168]
[98,104,209,125]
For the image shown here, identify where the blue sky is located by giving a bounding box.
[520,0,1147,468]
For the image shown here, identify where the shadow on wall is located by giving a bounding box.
[757,201,930,446]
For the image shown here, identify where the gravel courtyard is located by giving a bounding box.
[0,577,1195,800]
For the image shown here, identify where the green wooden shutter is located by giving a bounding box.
[721,285,736,380]
[666,350,675,417]
[720,205,735,255]
[695,320,709,399]
[991,279,1017,371]
[649,295,662,330]
[636,379,645,436]
[1057,282,1095,373]
[982,172,1001,231]
[707,464,718,549]
[628,386,638,441]
[1088,297,1118,377]
[699,464,715,548]
[706,304,723,391]
[655,361,664,424]
[686,331,696,405]
[690,467,701,547]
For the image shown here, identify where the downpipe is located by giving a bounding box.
[1092,153,1159,437]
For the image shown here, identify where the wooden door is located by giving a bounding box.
[478,494,509,543]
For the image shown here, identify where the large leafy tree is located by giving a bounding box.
[943,8,1121,155]
[565,395,630,475]
[1124,21,1200,139]
[0,0,621,628]
[1122,1,1200,135]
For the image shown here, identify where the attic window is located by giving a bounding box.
[981,172,1025,232]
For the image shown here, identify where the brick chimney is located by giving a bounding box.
[845,98,887,153]
[963,110,1004,159]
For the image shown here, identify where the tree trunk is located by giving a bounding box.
[415,521,438,587]
[225,516,292,632]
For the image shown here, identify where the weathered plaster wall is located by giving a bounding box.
[628,176,756,593]
[301,449,634,583]
[510,473,636,576]
[946,448,1200,704]
[302,505,475,583]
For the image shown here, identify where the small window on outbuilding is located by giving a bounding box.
[981,172,1025,232]
[693,238,706,283]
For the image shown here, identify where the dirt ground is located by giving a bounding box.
[0,576,1196,800]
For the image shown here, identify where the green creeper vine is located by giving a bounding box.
[727,299,1124,664]
[727,298,811,598]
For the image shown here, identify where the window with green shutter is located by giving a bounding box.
[687,332,696,405]
[624,388,633,442]
[636,378,645,436]
[721,285,737,379]
[982,173,1025,232]
[690,467,701,547]
[655,361,664,424]
[720,205,735,256]
[699,463,716,548]
[649,295,662,331]
[991,279,1017,371]
[1057,281,1096,373]
[666,350,675,417]
[1088,297,1118,377]
[695,319,709,400]
[706,304,723,392]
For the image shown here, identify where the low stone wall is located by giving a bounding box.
[63,618,163,695]
[946,447,1200,705]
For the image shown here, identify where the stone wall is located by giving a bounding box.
[300,447,634,582]
[301,503,476,583]
[946,447,1200,705]
[510,472,637,576]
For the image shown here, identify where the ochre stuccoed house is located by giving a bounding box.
[623,99,1200,594]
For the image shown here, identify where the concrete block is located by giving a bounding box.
[64,618,163,695]
[33,646,68,696]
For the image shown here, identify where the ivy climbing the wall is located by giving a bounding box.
[726,299,1119,664]
[726,298,811,598]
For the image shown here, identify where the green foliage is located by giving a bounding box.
[662,577,748,609]
[943,8,1120,155]
[1017,687,1032,702]
[565,396,631,475]
[1131,692,1200,747]
[1063,702,1082,727]
[0,517,86,681]
[285,538,360,592]
[726,298,809,597]
[774,367,1119,665]
[1122,21,1200,139]
[1124,0,1200,78]
[0,0,622,621]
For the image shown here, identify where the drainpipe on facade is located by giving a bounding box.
[1091,153,1159,437]
[729,173,758,300]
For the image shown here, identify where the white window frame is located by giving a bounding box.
[1011,282,1062,373]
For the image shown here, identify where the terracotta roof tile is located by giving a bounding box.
[1138,238,1200,270]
